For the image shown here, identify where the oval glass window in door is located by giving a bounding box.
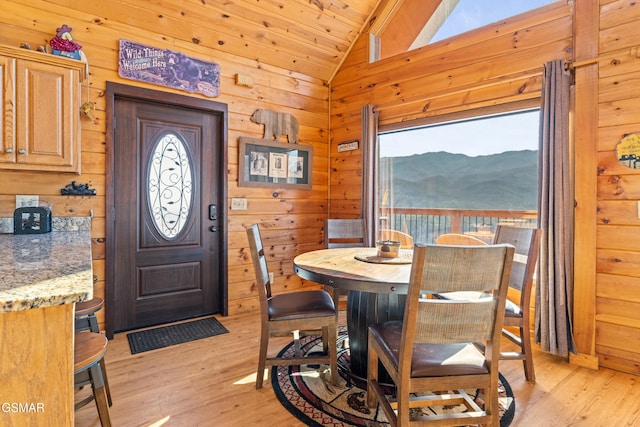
[147,133,193,239]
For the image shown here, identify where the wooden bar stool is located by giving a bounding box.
[75,297,103,333]
[75,297,112,407]
[74,332,112,427]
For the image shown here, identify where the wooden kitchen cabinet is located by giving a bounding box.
[0,44,86,173]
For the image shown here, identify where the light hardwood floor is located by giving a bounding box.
[75,312,640,426]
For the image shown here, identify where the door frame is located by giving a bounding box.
[105,82,228,339]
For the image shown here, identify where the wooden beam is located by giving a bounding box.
[571,0,599,366]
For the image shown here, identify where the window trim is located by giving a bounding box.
[379,98,540,133]
[368,0,403,62]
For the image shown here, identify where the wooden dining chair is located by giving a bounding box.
[325,218,367,314]
[366,243,514,427]
[493,225,542,382]
[378,229,413,249]
[436,226,542,382]
[246,224,338,389]
[435,233,488,246]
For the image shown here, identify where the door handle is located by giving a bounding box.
[209,226,218,232]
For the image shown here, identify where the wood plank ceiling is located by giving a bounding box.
[20,0,442,82]
[84,0,383,82]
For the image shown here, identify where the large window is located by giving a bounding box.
[377,109,539,243]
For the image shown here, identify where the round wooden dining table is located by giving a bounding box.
[293,247,413,379]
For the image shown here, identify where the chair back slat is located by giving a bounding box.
[493,225,541,299]
[415,299,498,343]
[422,245,509,293]
[407,244,514,346]
[325,219,367,248]
[246,224,272,300]
[509,259,528,292]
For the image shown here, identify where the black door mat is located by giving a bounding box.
[127,317,229,354]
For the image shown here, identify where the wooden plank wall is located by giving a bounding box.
[0,0,332,327]
[594,0,640,375]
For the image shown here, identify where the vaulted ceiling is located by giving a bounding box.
[191,0,431,82]
[36,0,435,83]
[188,0,384,82]
[150,0,384,82]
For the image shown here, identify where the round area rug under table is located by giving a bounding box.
[271,327,515,427]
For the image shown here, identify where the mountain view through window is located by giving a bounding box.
[378,109,539,243]
[379,109,539,210]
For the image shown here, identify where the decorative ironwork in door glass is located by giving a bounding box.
[148,133,193,239]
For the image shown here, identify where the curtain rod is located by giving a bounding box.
[567,45,640,70]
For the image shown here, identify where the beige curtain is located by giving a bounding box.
[535,60,576,356]
[362,104,379,246]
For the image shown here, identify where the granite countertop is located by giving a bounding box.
[0,230,93,312]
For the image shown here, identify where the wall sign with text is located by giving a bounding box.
[118,39,220,97]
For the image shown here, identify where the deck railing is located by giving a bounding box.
[379,207,538,244]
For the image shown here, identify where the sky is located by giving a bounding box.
[379,110,539,158]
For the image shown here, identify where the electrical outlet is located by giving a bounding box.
[235,73,254,88]
[268,272,274,284]
[231,198,248,210]
[16,195,38,208]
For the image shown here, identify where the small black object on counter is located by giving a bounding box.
[13,207,52,234]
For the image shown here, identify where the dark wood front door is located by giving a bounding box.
[106,83,228,337]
